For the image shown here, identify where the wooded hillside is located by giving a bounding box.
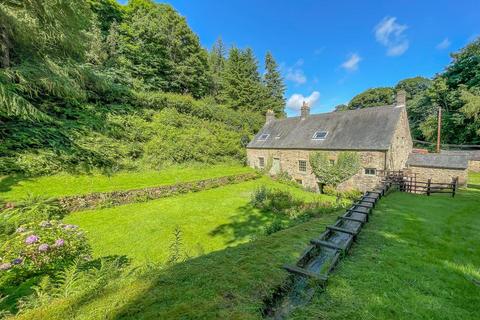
[0,0,286,176]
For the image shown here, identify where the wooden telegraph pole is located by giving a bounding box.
[436,106,442,153]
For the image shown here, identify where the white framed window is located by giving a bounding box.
[298,160,307,172]
[258,157,265,168]
[312,131,328,140]
[258,133,269,141]
[364,168,377,175]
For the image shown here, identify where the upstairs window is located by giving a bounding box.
[298,160,307,172]
[364,168,377,175]
[258,157,265,168]
[258,133,270,141]
[312,131,328,140]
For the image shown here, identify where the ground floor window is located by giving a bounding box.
[295,179,303,185]
[364,168,377,175]
[298,160,307,172]
[258,157,265,168]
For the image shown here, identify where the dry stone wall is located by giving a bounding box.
[58,172,259,212]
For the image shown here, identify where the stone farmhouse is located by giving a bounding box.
[246,91,468,192]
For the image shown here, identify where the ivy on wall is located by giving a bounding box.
[309,151,361,187]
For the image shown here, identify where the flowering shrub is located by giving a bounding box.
[0,220,91,286]
[0,196,66,236]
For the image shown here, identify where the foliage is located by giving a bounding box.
[347,87,395,109]
[309,152,361,187]
[0,197,66,236]
[263,51,286,116]
[0,221,91,286]
[251,187,303,214]
[323,185,362,201]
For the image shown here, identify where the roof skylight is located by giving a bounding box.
[258,133,270,141]
[312,131,328,140]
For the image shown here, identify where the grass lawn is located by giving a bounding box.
[290,188,480,319]
[64,176,334,264]
[15,188,480,319]
[468,171,480,187]
[0,163,253,201]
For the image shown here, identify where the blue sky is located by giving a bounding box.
[117,0,479,116]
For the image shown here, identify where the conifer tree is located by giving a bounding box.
[263,51,285,116]
[209,37,227,100]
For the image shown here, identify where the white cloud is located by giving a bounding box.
[341,53,361,71]
[436,38,451,50]
[286,91,320,110]
[284,59,307,84]
[374,16,409,56]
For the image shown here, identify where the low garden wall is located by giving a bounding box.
[58,172,260,212]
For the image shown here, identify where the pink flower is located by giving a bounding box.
[38,243,50,252]
[55,239,65,247]
[25,235,39,244]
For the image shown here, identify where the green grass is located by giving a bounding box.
[0,163,253,201]
[468,171,480,187]
[64,177,334,264]
[15,189,480,319]
[291,188,480,319]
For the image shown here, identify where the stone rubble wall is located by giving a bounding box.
[469,160,480,172]
[246,148,385,192]
[404,166,468,186]
[386,107,413,171]
[58,172,260,212]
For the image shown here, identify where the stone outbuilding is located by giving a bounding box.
[405,153,468,186]
[441,150,480,172]
[246,92,413,192]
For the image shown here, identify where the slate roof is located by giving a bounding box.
[406,153,468,170]
[247,106,403,151]
[440,150,480,161]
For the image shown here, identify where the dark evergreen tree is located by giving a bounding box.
[209,37,227,100]
[263,51,285,116]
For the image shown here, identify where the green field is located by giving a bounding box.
[0,164,253,201]
[291,188,480,319]
[469,171,480,186]
[11,184,480,319]
[64,177,333,263]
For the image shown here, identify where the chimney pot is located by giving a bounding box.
[301,101,310,119]
[265,109,275,124]
[395,90,406,107]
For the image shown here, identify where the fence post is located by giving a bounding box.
[452,176,458,198]
[427,178,431,196]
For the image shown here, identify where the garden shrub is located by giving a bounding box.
[0,197,67,237]
[0,220,91,286]
[309,151,361,187]
[323,185,362,201]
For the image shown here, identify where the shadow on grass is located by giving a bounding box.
[0,175,30,197]
[208,204,280,244]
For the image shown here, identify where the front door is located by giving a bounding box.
[270,157,281,175]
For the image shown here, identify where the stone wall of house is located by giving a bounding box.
[386,107,413,170]
[405,166,468,186]
[469,160,480,172]
[246,148,386,192]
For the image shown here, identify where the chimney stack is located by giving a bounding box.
[265,109,275,124]
[300,101,310,119]
[395,90,406,107]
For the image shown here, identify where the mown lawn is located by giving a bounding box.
[0,163,253,201]
[64,176,334,263]
[15,188,480,319]
[468,171,480,187]
[291,188,480,319]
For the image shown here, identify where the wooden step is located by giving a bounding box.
[283,264,328,282]
[327,225,357,235]
[310,239,345,251]
[352,203,373,210]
